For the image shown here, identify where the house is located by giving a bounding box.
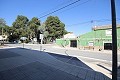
[56,32,77,47]
[63,32,76,39]
[78,24,120,50]
[56,24,120,51]
[0,35,7,40]
[0,35,7,45]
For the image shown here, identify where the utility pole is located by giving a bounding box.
[111,0,118,80]
[91,20,97,50]
[39,33,43,51]
[2,27,3,35]
[2,27,4,45]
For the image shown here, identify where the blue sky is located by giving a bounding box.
[0,0,120,36]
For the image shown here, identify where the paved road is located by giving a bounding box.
[7,44,120,63]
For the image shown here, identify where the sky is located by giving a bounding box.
[0,0,120,36]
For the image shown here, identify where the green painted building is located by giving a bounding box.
[56,24,120,50]
[56,32,77,47]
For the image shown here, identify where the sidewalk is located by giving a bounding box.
[0,47,111,80]
[52,44,120,54]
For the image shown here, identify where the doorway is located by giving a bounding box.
[70,40,77,47]
[104,43,112,50]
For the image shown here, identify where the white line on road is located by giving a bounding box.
[71,54,120,65]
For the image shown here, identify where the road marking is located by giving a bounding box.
[69,54,120,64]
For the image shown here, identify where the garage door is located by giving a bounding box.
[70,40,77,47]
[104,43,112,50]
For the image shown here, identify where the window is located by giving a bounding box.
[88,41,94,46]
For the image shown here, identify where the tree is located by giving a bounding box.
[0,18,6,27]
[0,18,12,37]
[11,15,29,40]
[0,18,14,42]
[12,15,29,29]
[28,17,41,38]
[45,16,67,42]
[38,23,49,43]
[0,18,6,35]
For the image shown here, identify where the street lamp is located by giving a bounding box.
[39,33,43,51]
[20,37,27,48]
[111,0,118,80]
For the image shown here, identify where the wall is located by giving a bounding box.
[78,27,120,50]
[117,28,120,50]
[56,39,70,47]
[56,27,120,50]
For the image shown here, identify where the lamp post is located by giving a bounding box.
[2,27,4,45]
[39,33,43,51]
[20,37,27,48]
[111,0,118,80]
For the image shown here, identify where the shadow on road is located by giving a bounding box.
[97,64,112,73]
[47,52,93,70]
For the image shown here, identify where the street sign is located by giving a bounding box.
[39,34,43,51]
[39,34,43,40]
[20,37,27,41]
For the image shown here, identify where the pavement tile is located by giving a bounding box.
[10,73,26,80]
[86,70,95,78]
[77,69,88,79]
[104,76,111,80]
[0,61,84,80]
[0,70,25,80]
[0,56,36,72]
[95,72,104,80]
[0,50,21,59]
[27,72,47,80]
[20,76,32,80]
[78,72,87,79]
[70,66,80,76]
[85,71,95,80]
[64,74,83,80]
[0,48,113,80]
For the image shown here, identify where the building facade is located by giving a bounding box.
[56,24,120,50]
[56,32,77,47]
[78,24,120,50]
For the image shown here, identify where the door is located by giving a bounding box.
[104,43,112,50]
[70,40,77,47]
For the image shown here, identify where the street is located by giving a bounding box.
[6,43,120,63]
[5,43,120,78]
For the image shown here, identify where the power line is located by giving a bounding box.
[38,0,74,16]
[39,0,81,19]
[66,21,90,26]
[51,0,92,16]
[66,18,120,27]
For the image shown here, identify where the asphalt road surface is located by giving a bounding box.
[6,44,120,64]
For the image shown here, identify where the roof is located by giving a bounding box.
[63,33,76,39]
[92,24,120,30]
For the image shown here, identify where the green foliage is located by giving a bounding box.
[0,18,6,35]
[38,23,49,43]
[0,16,67,43]
[45,16,67,42]
[12,15,29,29]
[28,17,41,38]
[0,18,6,27]
[10,15,29,41]
[10,16,41,42]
